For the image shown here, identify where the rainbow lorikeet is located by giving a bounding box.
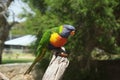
[24,25,75,75]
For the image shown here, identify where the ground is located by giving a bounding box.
[0,53,43,80]
[0,63,34,80]
[1,53,35,80]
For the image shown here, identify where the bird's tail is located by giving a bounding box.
[24,60,37,75]
[24,48,46,75]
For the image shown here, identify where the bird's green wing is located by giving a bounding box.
[36,30,51,56]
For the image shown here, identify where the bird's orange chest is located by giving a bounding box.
[50,33,67,47]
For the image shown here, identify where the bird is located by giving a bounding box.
[24,24,75,75]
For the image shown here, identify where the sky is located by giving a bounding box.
[8,0,34,22]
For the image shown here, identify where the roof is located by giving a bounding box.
[5,35,37,46]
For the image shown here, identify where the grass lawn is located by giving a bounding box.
[2,53,35,64]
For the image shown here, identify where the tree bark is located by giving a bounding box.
[0,0,14,64]
[0,42,4,64]
[42,54,69,80]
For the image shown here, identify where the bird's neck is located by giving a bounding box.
[59,28,70,38]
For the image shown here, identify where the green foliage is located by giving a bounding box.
[11,23,32,35]
[23,11,62,35]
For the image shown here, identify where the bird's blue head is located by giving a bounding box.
[63,25,75,31]
[60,25,75,38]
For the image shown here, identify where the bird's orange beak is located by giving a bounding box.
[70,31,75,36]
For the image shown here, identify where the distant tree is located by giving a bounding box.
[0,0,17,64]
[24,0,120,79]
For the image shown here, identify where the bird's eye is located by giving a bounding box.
[70,31,75,36]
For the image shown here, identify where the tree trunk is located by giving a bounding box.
[0,42,4,64]
[42,54,69,80]
[0,0,14,64]
[0,14,9,64]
